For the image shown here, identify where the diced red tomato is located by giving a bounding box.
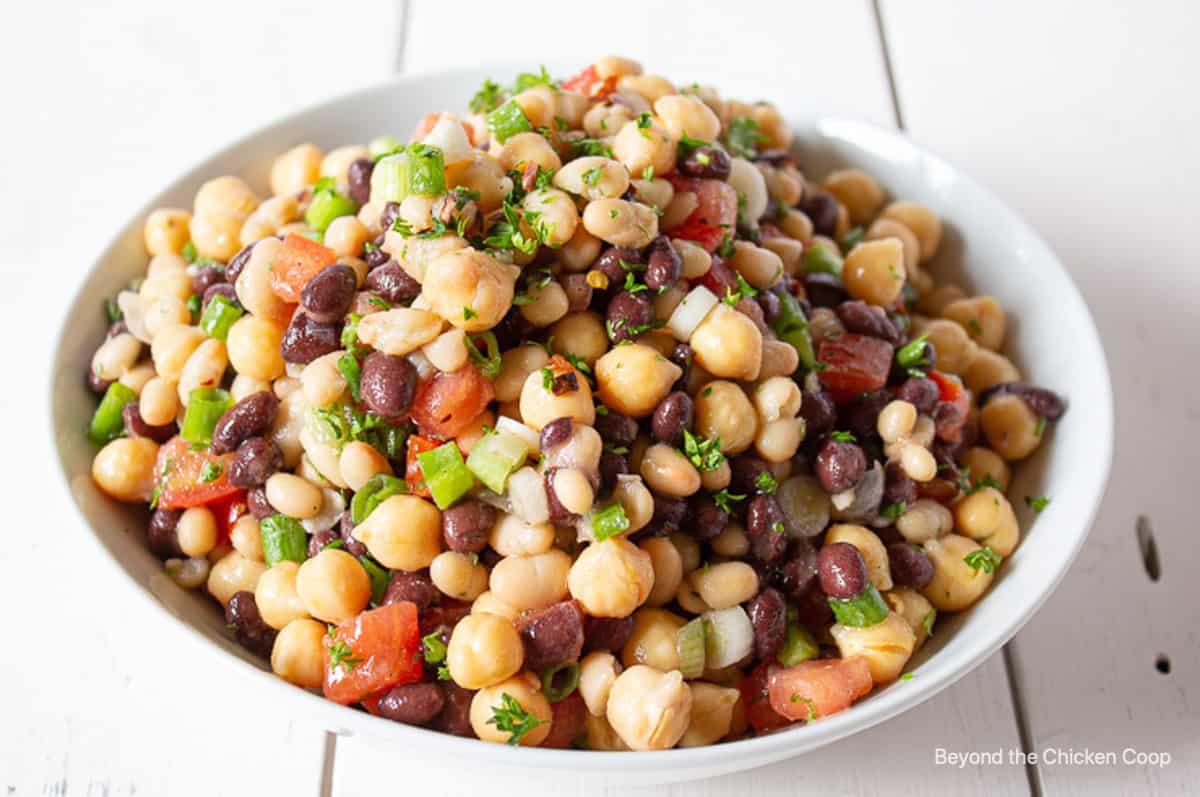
[767,657,873,721]
[269,233,337,303]
[670,220,727,253]
[928,370,970,442]
[817,333,894,398]
[155,436,240,509]
[210,491,248,539]
[404,434,440,498]
[560,64,616,99]
[741,663,792,734]
[696,255,739,296]
[410,363,495,439]
[323,602,423,706]
[665,177,739,252]
[540,691,587,749]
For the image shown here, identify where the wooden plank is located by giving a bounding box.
[334,2,1028,793]
[880,1,1200,793]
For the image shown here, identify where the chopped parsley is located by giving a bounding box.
[567,138,614,159]
[422,630,447,666]
[967,317,984,335]
[755,471,778,495]
[642,166,655,181]
[922,609,936,637]
[487,692,548,746]
[540,366,556,392]
[963,546,1003,575]
[881,501,907,522]
[1025,495,1050,513]
[770,521,786,535]
[563,352,592,376]
[463,306,478,321]
[723,272,758,306]
[965,472,1004,494]
[510,65,555,94]
[469,79,504,114]
[712,488,747,514]
[325,630,363,673]
[900,672,914,681]
[623,272,649,294]
[716,233,736,258]
[636,111,652,130]
[789,694,816,722]
[199,461,223,483]
[725,116,767,159]
[829,430,857,443]
[181,240,198,263]
[581,166,603,187]
[1034,417,1047,437]
[682,430,724,472]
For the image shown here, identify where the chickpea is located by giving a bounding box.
[689,304,763,382]
[294,549,370,624]
[963,348,1021,394]
[558,225,603,272]
[194,175,260,218]
[512,84,558,129]
[622,608,686,671]
[612,115,676,179]
[338,441,392,492]
[270,144,322,196]
[443,153,511,213]
[881,201,942,262]
[955,487,1020,556]
[518,280,570,328]
[690,561,759,610]
[632,177,674,211]
[143,208,192,256]
[271,618,326,688]
[230,515,264,562]
[351,494,442,570]
[921,534,996,611]
[753,377,802,423]
[831,612,915,684]
[640,537,683,607]
[430,551,490,601]
[613,474,655,535]
[584,713,631,751]
[761,237,804,276]
[661,190,699,229]
[489,513,555,557]
[189,212,245,262]
[470,672,553,746]
[640,444,702,497]
[596,55,643,79]
[653,94,721,141]
[754,418,805,463]
[568,538,655,617]
[92,332,142,381]
[921,318,979,376]
[710,523,750,558]
[779,208,815,241]
[142,295,190,341]
[918,285,966,317]
[823,169,885,226]
[943,295,1006,351]
[750,102,792,149]
[418,328,468,374]
[447,612,524,689]
[520,188,578,249]
[422,249,517,332]
[550,311,608,367]
[669,532,702,575]
[91,437,159,504]
[581,198,659,249]
[961,446,1012,492]
[606,665,692,751]
[885,586,936,651]
[207,551,267,607]
[495,131,562,175]
[324,215,369,258]
[761,165,804,207]
[594,342,681,418]
[843,238,906,307]
[255,561,309,630]
[867,218,920,272]
[579,651,622,717]
[519,359,596,431]
[494,344,548,403]
[226,315,286,381]
[583,101,636,139]
[489,550,571,612]
[757,339,801,381]
[678,681,740,748]
[553,156,630,201]
[177,506,219,558]
[727,157,768,224]
[231,374,271,403]
[980,394,1042,461]
[470,591,518,621]
[139,379,179,428]
[694,381,758,454]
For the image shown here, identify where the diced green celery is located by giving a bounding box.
[405,144,445,196]
[417,442,475,509]
[87,382,137,446]
[777,624,819,666]
[804,245,843,275]
[486,100,533,143]
[260,515,307,567]
[370,152,408,204]
[305,187,358,233]
[540,662,581,703]
[591,502,630,542]
[199,294,244,341]
[465,430,527,494]
[180,387,232,446]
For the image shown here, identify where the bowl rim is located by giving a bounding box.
[50,63,1114,773]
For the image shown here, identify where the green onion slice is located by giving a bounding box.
[349,473,407,524]
[87,382,137,446]
[591,502,630,542]
[676,617,707,679]
[180,387,232,446]
[486,100,533,144]
[540,662,581,703]
[199,294,244,342]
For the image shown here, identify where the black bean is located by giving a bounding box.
[364,260,421,304]
[931,439,966,468]
[645,236,682,291]
[895,377,939,414]
[730,455,771,494]
[347,158,375,206]
[191,265,224,298]
[917,475,960,504]
[801,272,847,308]
[583,614,635,654]
[679,144,732,180]
[86,369,111,395]
[434,682,476,737]
[746,494,789,563]
[544,467,578,524]
[147,508,184,559]
[360,351,417,422]
[651,494,688,530]
[748,587,787,662]
[799,389,837,438]
[814,440,867,494]
[377,682,444,726]
[792,582,834,630]
[836,300,901,345]
[736,295,768,334]
[228,437,282,489]
[651,391,693,445]
[225,242,256,285]
[883,461,917,506]
[281,312,342,365]
[246,486,274,520]
[841,390,890,442]
[776,538,819,601]
[382,570,435,612]
[491,306,536,350]
[539,417,574,450]
[933,400,966,440]
[799,191,839,237]
[308,529,339,558]
[756,148,797,168]
[211,392,279,455]
[592,246,643,290]
[686,493,728,540]
[757,290,782,325]
[379,202,402,234]
[338,511,368,558]
[441,500,495,554]
[202,283,239,310]
[561,273,593,312]
[516,600,585,671]
[606,291,654,344]
[598,452,629,490]
[301,264,357,323]
[818,542,868,599]
[887,543,934,589]
[593,412,637,446]
[122,404,176,443]
[225,591,277,658]
[364,236,390,269]
[979,382,1066,420]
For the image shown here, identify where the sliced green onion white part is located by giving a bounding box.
[676,617,707,679]
[667,285,719,342]
[466,429,529,494]
[495,416,540,454]
[702,606,754,669]
[506,466,550,524]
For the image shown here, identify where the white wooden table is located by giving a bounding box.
[5,1,1196,793]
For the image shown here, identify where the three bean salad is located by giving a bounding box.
[86,56,1065,751]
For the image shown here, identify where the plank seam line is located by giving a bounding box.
[869,0,906,130]
[1003,643,1044,797]
[320,731,337,797]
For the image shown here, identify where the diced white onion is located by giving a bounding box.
[301,488,345,536]
[496,416,540,454]
[421,117,474,165]
[667,285,719,342]
[703,606,754,669]
[507,466,550,524]
[117,290,150,343]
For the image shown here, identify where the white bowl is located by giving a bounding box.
[48,65,1112,785]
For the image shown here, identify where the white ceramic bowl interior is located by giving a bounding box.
[49,65,1112,784]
